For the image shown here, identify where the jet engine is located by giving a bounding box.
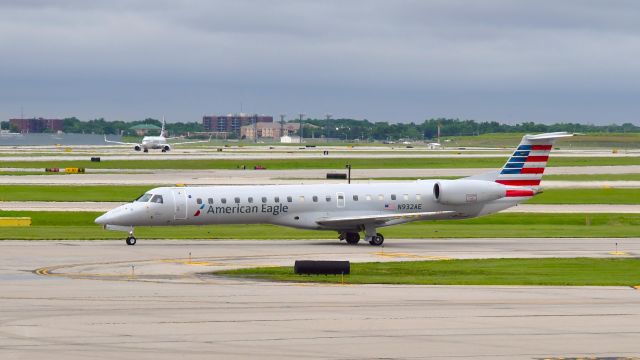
[162,145,171,152]
[433,180,506,205]
[134,145,141,151]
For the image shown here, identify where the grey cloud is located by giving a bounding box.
[0,1,639,124]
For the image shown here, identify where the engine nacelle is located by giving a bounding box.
[433,180,506,205]
[134,145,141,151]
[162,145,171,152]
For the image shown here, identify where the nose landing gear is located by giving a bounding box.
[125,229,137,246]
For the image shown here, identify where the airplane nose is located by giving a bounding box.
[95,212,111,225]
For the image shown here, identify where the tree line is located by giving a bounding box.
[300,118,639,141]
[3,117,638,140]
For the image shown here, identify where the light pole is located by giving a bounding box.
[325,113,332,141]
[279,114,286,138]
[298,113,304,143]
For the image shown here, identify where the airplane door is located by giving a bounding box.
[336,192,345,208]
[172,188,188,220]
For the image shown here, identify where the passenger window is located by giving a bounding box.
[403,194,409,200]
[208,198,213,204]
[275,196,280,203]
[248,197,253,203]
[391,194,396,200]
[365,194,372,201]
[298,196,305,202]
[326,195,331,202]
[196,198,202,204]
[353,195,359,201]
[338,194,344,200]
[150,195,163,204]
[416,194,421,200]
[287,196,293,203]
[312,196,318,202]
[221,198,227,204]
[234,197,240,203]
[262,197,267,203]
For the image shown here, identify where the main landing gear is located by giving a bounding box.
[339,231,384,246]
[125,229,137,246]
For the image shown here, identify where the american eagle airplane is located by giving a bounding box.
[95,132,572,246]
[104,118,210,152]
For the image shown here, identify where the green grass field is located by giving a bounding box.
[215,258,640,286]
[1,185,638,204]
[527,188,640,204]
[444,133,640,149]
[0,211,638,240]
[1,156,639,170]
[345,174,640,181]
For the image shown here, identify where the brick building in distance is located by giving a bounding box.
[202,113,273,135]
[9,118,64,133]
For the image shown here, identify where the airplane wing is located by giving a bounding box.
[167,135,212,145]
[103,135,139,146]
[316,211,456,228]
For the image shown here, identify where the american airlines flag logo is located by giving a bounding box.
[384,203,396,210]
[193,203,205,217]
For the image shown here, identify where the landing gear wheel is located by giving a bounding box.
[143,148,148,153]
[345,232,360,245]
[126,236,137,246]
[369,233,384,246]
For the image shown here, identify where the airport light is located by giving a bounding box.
[345,164,351,184]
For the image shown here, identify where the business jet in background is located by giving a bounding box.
[96,132,573,245]
[104,118,211,152]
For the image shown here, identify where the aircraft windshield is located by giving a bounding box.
[136,193,153,202]
[150,195,163,204]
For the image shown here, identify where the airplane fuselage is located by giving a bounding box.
[140,136,170,151]
[96,181,522,231]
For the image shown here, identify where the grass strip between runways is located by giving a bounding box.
[215,258,640,286]
[2,156,639,170]
[1,186,639,204]
[0,211,638,240]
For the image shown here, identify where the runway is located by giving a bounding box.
[1,239,639,359]
[2,166,640,185]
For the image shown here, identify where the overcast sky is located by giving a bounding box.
[1,0,639,124]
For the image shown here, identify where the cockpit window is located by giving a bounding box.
[150,195,163,204]
[136,193,153,202]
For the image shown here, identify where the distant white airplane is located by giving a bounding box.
[104,118,210,152]
[96,132,573,246]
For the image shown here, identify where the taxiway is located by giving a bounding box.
[1,239,639,359]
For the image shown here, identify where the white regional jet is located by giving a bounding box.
[96,132,572,246]
[104,118,210,152]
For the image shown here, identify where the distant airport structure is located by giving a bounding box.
[240,122,300,140]
[9,118,64,133]
[202,113,273,136]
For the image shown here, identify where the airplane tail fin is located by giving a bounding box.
[161,116,166,137]
[467,132,573,187]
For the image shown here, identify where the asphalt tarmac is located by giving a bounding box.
[1,238,639,359]
[2,166,640,185]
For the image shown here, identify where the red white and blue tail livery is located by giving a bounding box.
[96,132,573,246]
[496,132,573,187]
